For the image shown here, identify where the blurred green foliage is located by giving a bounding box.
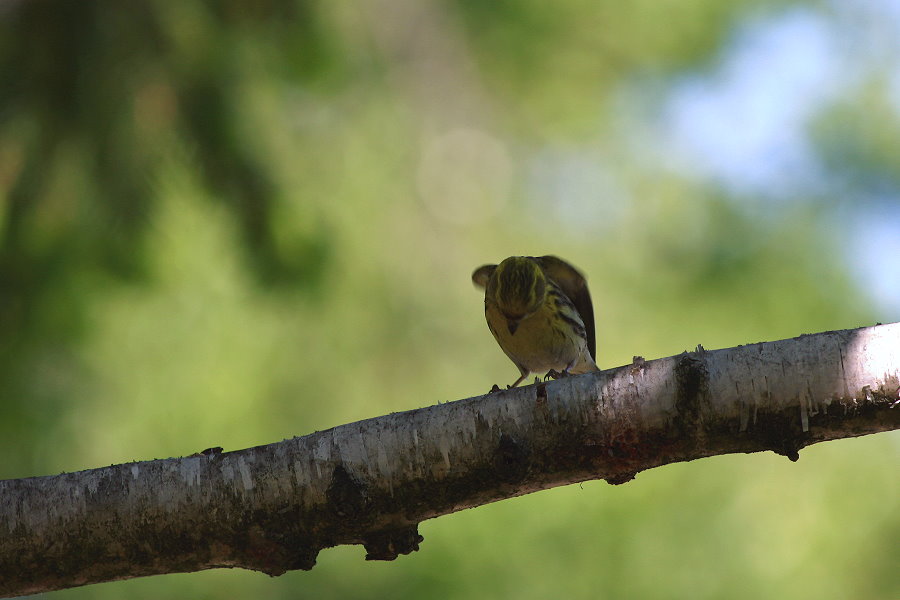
[0,1,896,599]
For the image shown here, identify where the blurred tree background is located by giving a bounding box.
[1,0,898,598]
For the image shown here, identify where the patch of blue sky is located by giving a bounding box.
[662,8,843,201]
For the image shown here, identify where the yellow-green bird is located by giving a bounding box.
[472,256,599,388]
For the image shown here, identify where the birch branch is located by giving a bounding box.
[2,323,899,597]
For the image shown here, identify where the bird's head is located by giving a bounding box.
[482,256,547,334]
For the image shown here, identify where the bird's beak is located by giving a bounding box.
[506,319,519,335]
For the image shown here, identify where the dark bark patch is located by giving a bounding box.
[674,351,710,437]
[536,381,548,406]
[493,434,530,484]
[326,465,367,521]
[751,407,806,461]
[363,525,423,561]
[605,472,636,485]
[283,545,319,571]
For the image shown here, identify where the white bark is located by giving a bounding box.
[1,323,898,597]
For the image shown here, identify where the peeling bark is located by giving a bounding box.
[1,323,899,597]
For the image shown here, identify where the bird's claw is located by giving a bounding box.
[545,369,571,381]
[488,384,503,394]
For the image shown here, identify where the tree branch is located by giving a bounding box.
[2,323,899,597]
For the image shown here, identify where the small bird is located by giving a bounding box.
[472,255,599,388]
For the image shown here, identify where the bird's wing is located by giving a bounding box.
[532,255,596,360]
[471,264,497,289]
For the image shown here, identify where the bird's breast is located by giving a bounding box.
[485,301,581,374]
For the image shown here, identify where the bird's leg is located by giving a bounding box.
[509,373,527,388]
[488,371,528,394]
